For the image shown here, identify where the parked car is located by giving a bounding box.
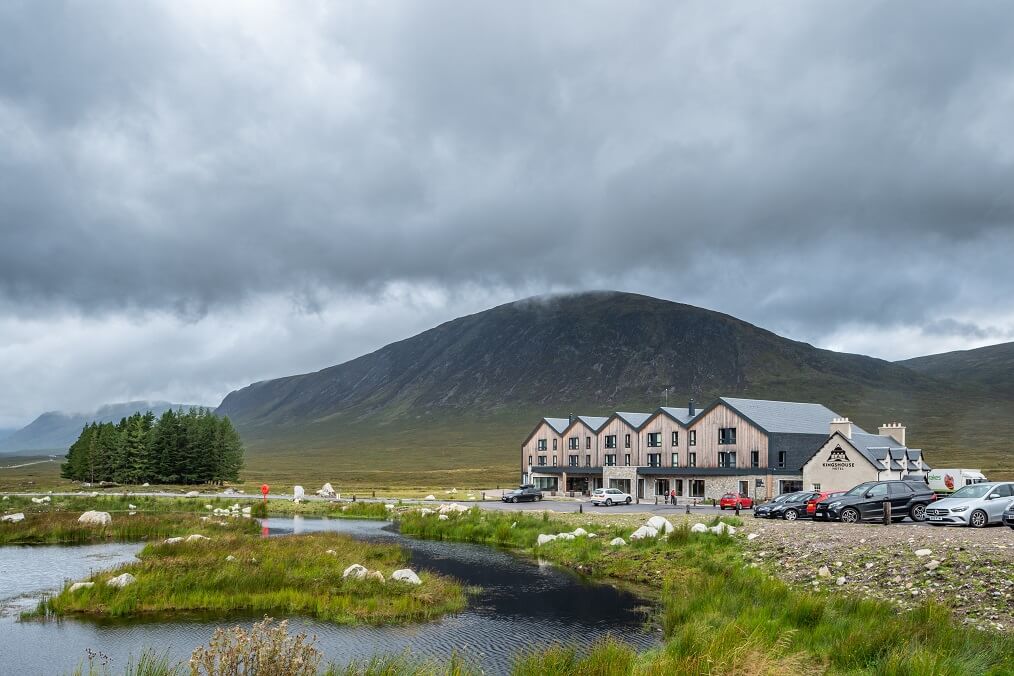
[815,480,936,523]
[753,492,802,518]
[502,484,542,503]
[925,482,1014,527]
[756,491,819,520]
[808,491,844,519]
[590,487,632,506]
[1004,500,1014,530]
[719,493,753,510]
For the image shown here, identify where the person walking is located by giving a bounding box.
[669,488,677,506]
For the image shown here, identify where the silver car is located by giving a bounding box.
[925,482,1014,528]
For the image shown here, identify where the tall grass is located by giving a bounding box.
[0,510,258,545]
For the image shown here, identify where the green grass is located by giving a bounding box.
[37,532,466,625]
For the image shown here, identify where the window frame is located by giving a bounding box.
[689,430,697,446]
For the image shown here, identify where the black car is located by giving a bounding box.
[754,491,820,521]
[814,480,935,523]
[502,484,543,503]
[1004,500,1014,530]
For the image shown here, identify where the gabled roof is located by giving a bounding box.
[544,417,570,435]
[658,406,697,425]
[615,411,652,429]
[817,431,927,472]
[577,415,610,431]
[717,397,854,435]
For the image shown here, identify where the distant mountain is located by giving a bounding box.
[219,292,1014,479]
[0,428,15,442]
[0,401,208,454]
[897,342,1014,397]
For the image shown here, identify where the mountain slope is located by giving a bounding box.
[0,401,208,453]
[219,292,1014,480]
[897,342,1014,397]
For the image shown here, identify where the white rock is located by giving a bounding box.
[836,576,847,586]
[423,495,436,501]
[385,504,395,510]
[241,506,252,515]
[205,504,213,510]
[164,537,184,544]
[747,533,759,541]
[690,523,708,533]
[343,564,368,579]
[78,511,112,526]
[127,504,137,510]
[439,503,469,514]
[865,562,875,569]
[225,555,237,561]
[1,512,25,523]
[818,566,831,578]
[511,521,517,528]
[915,549,932,557]
[106,573,136,588]
[572,527,588,537]
[925,560,941,571]
[587,533,598,538]
[185,534,210,542]
[142,483,150,487]
[293,485,305,502]
[609,537,627,547]
[231,504,240,511]
[420,508,435,516]
[451,488,458,494]
[537,533,558,546]
[185,491,200,498]
[630,525,659,540]
[709,522,736,535]
[367,570,385,583]
[646,516,674,534]
[317,483,336,498]
[438,514,449,520]
[31,496,50,503]
[1,496,8,500]
[392,569,422,585]
[68,582,94,592]
[556,532,576,540]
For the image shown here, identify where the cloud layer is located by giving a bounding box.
[1,2,1013,426]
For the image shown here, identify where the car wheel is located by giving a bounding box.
[625,497,631,505]
[605,498,613,506]
[783,509,798,521]
[511,497,518,504]
[536,495,542,501]
[840,507,860,524]
[910,503,927,522]
[969,509,988,528]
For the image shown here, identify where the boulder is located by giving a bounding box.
[164,537,184,544]
[385,504,396,510]
[343,564,369,579]
[537,534,557,546]
[438,514,449,520]
[609,537,627,547]
[241,506,252,515]
[420,508,435,516]
[325,549,337,556]
[142,483,150,487]
[106,573,136,588]
[367,570,385,583]
[127,504,137,510]
[836,576,847,586]
[747,533,759,541]
[225,555,237,561]
[68,582,94,592]
[185,534,210,542]
[1,495,8,500]
[185,491,200,498]
[925,560,941,571]
[423,495,436,501]
[630,525,659,540]
[205,504,213,510]
[710,522,736,535]
[646,516,674,534]
[690,523,708,533]
[317,483,337,498]
[914,549,932,558]
[293,485,305,502]
[587,533,598,538]
[78,511,112,526]
[392,569,422,585]
[556,532,576,540]
[31,496,50,504]
[818,566,831,578]
[572,527,588,537]
[1,512,25,523]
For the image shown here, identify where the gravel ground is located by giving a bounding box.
[739,518,1014,632]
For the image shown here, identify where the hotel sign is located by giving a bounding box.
[822,445,855,471]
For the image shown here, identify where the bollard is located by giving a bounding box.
[579,503,583,514]
[883,500,891,525]
[482,491,485,501]
[735,503,740,516]
[686,504,691,514]
[654,495,658,505]
[372,490,375,498]
[352,494,356,502]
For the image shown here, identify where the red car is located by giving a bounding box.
[719,492,753,510]
[808,491,844,518]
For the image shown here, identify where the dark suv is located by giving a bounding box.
[814,480,935,523]
[502,484,543,503]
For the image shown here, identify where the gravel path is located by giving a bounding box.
[739,518,1014,632]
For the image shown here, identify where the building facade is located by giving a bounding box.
[522,397,930,502]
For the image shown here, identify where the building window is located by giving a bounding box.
[690,480,705,498]
[671,452,678,467]
[537,455,547,466]
[604,435,617,449]
[624,453,631,466]
[671,431,679,446]
[624,434,631,448]
[778,451,786,468]
[647,453,661,467]
[605,454,616,466]
[688,452,697,467]
[689,430,696,446]
[812,483,821,491]
[585,454,591,466]
[537,439,547,451]
[647,432,661,447]
[553,439,558,451]
[585,436,591,450]
[739,480,750,496]
[568,455,578,467]
[528,455,532,466]
[751,450,759,468]
[719,451,737,468]
[568,437,579,450]
[718,427,737,445]
[552,455,558,466]
[672,479,683,496]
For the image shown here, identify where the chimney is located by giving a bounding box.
[688,398,695,417]
[569,413,574,425]
[830,417,852,439]
[879,422,906,446]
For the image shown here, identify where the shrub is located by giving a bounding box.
[189,617,321,676]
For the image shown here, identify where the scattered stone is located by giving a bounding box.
[106,573,136,588]
[537,534,558,546]
[836,576,847,586]
[31,496,50,503]
[439,503,469,514]
[293,485,305,503]
[325,549,337,556]
[1,496,8,501]
[392,569,422,585]
[317,483,337,498]
[510,521,517,528]
[587,533,598,538]
[747,533,759,540]
[572,527,588,537]
[556,532,576,540]
[710,522,736,535]
[68,582,94,592]
[925,560,941,571]
[818,566,832,578]
[646,516,674,534]
[865,562,875,569]
[78,511,112,526]
[420,508,435,516]
[142,483,150,487]
[915,549,932,557]
[438,514,449,520]
[367,570,385,583]
[1,512,25,523]
[127,504,137,510]
[630,525,659,540]
[385,504,396,510]
[241,506,252,515]
[185,534,210,542]
[609,537,627,547]
[164,537,184,544]
[690,523,708,533]
[185,491,200,498]
[225,555,237,561]
[343,564,369,579]
[423,495,436,501]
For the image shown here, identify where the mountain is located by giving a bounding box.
[219,292,1013,481]
[897,342,1014,398]
[0,401,209,454]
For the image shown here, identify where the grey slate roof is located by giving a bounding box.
[658,407,696,424]
[615,411,652,428]
[576,415,610,431]
[845,432,925,471]
[544,418,570,435]
[719,397,856,435]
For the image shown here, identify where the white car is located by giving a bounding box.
[590,487,632,506]
[925,482,1014,527]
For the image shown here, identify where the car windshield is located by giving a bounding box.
[844,482,874,496]
[950,484,993,499]
[773,492,797,502]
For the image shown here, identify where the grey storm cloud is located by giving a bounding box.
[1,1,1013,425]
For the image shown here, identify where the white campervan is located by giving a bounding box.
[926,469,987,494]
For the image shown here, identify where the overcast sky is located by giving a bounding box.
[2,2,1013,428]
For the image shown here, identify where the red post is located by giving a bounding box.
[261,483,269,505]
